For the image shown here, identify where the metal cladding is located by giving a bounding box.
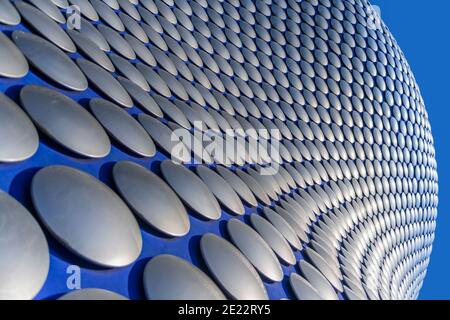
[0,0,438,301]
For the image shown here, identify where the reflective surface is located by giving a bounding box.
[160,160,221,221]
[77,58,133,108]
[20,85,111,158]
[227,218,283,282]
[15,2,75,53]
[89,98,155,157]
[143,254,226,300]
[200,233,268,300]
[0,191,49,300]
[12,31,88,91]
[0,93,38,163]
[113,161,190,237]
[289,273,323,301]
[196,165,244,215]
[0,1,21,26]
[31,166,142,268]
[250,214,297,266]
[0,31,28,78]
[59,289,128,300]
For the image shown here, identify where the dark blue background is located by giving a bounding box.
[373,0,450,299]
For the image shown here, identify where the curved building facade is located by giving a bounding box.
[0,0,438,300]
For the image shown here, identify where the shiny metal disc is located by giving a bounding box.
[68,0,99,21]
[0,31,29,78]
[51,0,69,9]
[27,0,66,24]
[263,207,302,250]
[299,260,338,300]
[0,191,49,300]
[118,76,162,117]
[196,165,244,215]
[59,289,128,300]
[67,30,115,72]
[31,165,142,268]
[0,1,21,25]
[110,53,150,91]
[77,58,133,108]
[89,98,155,157]
[289,273,323,301]
[143,254,226,300]
[227,218,283,282]
[216,165,258,207]
[15,1,76,53]
[160,160,222,221]
[12,31,88,91]
[137,114,189,162]
[249,214,296,266]
[200,233,268,300]
[236,169,271,205]
[0,93,39,162]
[113,161,190,237]
[20,85,111,158]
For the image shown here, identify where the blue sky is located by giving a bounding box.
[372,0,450,299]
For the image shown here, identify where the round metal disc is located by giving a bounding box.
[263,207,302,250]
[117,77,161,117]
[289,273,323,301]
[216,166,258,207]
[15,1,76,53]
[124,34,156,66]
[0,93,38,162]
[12,31,88,91]
[152,95,191,129]
[59,289,128,300]
[304,247,343,292]
[89,98,155,157]
[143,254,226,300]
[92,0,125,32]
[160,160,222,221]
[0,1,21,25]
[27,0,66,24]
[113,161,190,237]
[0,191,49,300]
[249,214,296,266]
[137,114,190,162]
[136,63,171,97]
[0,31,29,78]
[77,58,133,108]
[67,29,115,72]
[79,17,110,51]
[227,218,283,282]
[236,169,271,205]
[20,85,111,158]
[299,260,339,300]
[97,24,136,60]
[109,53,150,91]
[196,165,244,215]
[31,165,142,268]
[200,233,268,300]
[51,0,69,9]
[68,0,99,21]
